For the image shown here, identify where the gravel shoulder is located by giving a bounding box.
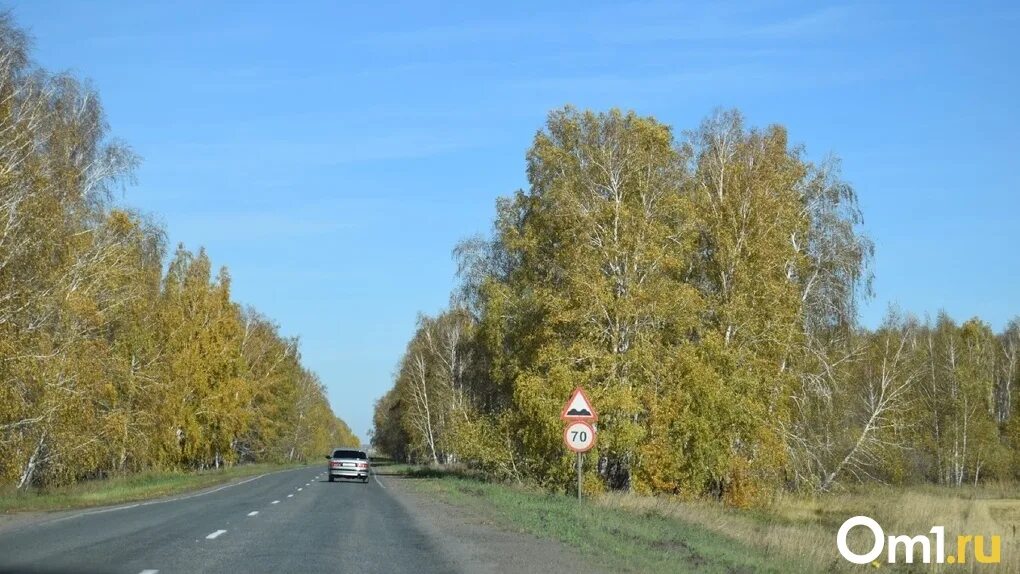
[379,473,610,574]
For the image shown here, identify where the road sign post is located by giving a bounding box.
[561,387,597,501]
[576,452,582,500]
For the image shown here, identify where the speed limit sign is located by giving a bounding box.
[563,421,596,453]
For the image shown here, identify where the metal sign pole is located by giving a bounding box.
[576,452,582,500]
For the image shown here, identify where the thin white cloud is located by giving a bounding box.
[515,67,757,94]
[510,60,866,100]
[143,128,477,174]
[361,4,853,47]
[747,5,851,40]
[173,210,355,242]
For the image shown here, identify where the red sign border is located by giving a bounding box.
[560,386,598,422]
[563,421,596,453]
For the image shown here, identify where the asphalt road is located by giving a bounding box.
[0,467,457,574]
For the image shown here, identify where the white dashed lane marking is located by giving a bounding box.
[297,488,302,491]
[271,500,279,504]
[139,570,159,574]
[287,494,293,498]
[247,511,258,517]
[206,530,227,540]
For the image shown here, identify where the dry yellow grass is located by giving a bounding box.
[597,485,1020,572]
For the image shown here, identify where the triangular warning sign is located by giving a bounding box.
[560,387,598,421]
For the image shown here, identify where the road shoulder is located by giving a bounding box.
[0,465,308,535]
[378,473,609,574]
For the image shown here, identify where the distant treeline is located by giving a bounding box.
[0,15,357,489]
[372,106,1020,506]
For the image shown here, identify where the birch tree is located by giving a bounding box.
[814,316,918,491]
[997,319,1019,426]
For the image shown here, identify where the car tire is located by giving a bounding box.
[328,476,334,482]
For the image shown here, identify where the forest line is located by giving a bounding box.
[0,15,357,490]
[372,106,1020,506]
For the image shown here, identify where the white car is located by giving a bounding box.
[326,448,370,483]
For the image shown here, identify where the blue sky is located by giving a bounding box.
[11,1,1018,440]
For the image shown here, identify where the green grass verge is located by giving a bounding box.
[401,470,813,574]
[368,458,417,477]
[0,462,307,514]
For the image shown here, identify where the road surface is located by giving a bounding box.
[0,467,457,574]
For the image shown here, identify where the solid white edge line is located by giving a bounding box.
[247,511,258,516]
[373,470,387,489]
[43,466,308,527]
[206,529,227,540]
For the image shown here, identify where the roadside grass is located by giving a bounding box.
[369,457,417,477]
[0,462,306,514]
[396,466,1020,573]
[400,468,810,573]
[736,484,1020,573]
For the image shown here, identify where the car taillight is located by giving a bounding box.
[358,463,368,469]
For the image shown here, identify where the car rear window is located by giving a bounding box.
[332,450,366,460]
